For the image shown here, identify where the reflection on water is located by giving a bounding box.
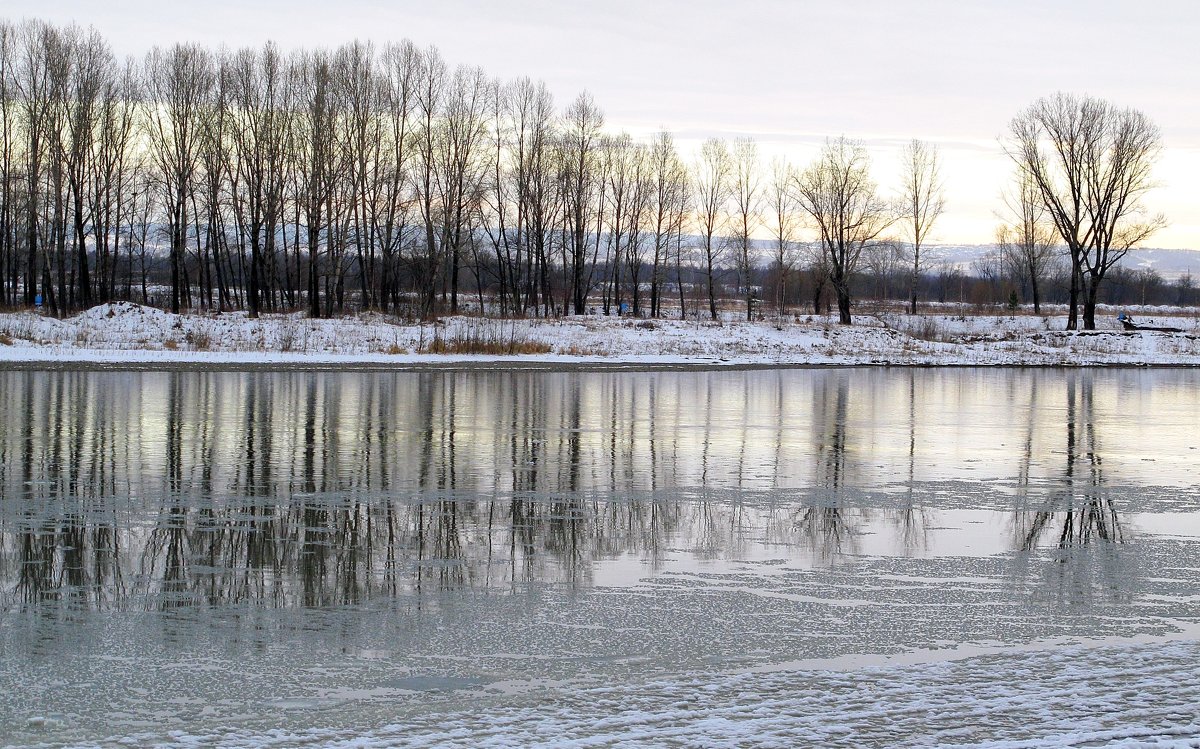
[1010,372,1131,606]
[1,368,1197,613]
[4,367,1200,744]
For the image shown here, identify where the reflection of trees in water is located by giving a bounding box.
[0,371,711,610]
[8,496,694,611]
[795,372,865,562]
[3,372,126,611]
[795,506,862,562]
[895,370,929,555]
[1011,372,1131,605]
[788,371,953,562]
[0,369,1147,611]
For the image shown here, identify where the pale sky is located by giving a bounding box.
[11,0,1200,248]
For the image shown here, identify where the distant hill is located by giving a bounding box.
[924,245,1200,280]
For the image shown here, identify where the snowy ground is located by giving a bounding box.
[0,302,1197,367]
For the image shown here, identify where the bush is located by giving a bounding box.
[911,316,942,342]
[185,326,212,351]
[418,321,552,355]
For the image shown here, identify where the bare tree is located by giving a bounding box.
[793,137,893,324]
[12,20,61,308]
[376,40,419,314]
[478,79,508,311]
[1005,92,1166,329]
[90,56,140,305]
[898,138,944,315]
[335,40,383,311]
[291,48,341,318]
[600,133,649,315]
[767,157,799,321]
[0,21,16,305]
[996,170,1057,314]
[60,27,110,311]
[194,52,234,310]
[144,43,212,314]
[42,24,73,315]
[647,131,687,318]
[560,91,603,315]
[436,64,489,314]
[229,43,292,316]
[693,137,731,320]
[411,44,446,317]
[862,239,903,301]
[731,137,761,320]
[486,75,558,316]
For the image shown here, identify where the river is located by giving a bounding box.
[2,368,1199,747]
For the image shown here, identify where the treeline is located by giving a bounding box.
[0,19,1175,324]
[0,18,948,324]
[0,19,728,319]
[853,245,1200,311]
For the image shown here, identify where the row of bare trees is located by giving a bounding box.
[0,18,950,326]
[787,92,1167,328]
[0,19,1166,326]
[0,20,699,320]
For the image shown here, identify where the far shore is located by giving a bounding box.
[0,301,1197,370]
[7,358,1200,373]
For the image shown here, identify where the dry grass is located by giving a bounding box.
[384,343,407,355]
[909,316,944,342]
[186,327,212,351]
[162,339,179,351]
[561,344,609,357]
[0,319,35,342]
[277,317,301,352]
[0,332,12,346]
[418,323,552,355]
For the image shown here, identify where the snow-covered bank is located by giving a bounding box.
[0,301,1198,368]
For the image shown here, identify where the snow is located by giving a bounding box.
[45,640,1200,748]
[0,302,1197,367]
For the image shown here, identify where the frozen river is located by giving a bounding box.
[2,368,1200,748]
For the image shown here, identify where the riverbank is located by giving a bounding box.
[0,301,1197,368]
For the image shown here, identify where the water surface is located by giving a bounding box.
[2,368,1199,746]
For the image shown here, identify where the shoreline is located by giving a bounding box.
[1,301,1198,371]
[0,351,1196,372]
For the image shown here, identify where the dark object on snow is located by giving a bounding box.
[1118,312,1183,333]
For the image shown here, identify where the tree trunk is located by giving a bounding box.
[1066,255,1080,330]
[835,285,852,325]
[1082,278,1099,330]
[706,250,717,321]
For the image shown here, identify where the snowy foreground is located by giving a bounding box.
[66,640,1200,748]
[0,302,1198,367]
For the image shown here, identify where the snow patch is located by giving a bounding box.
[0,304,1197,367]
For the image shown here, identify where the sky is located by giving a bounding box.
[9,0,1200,249]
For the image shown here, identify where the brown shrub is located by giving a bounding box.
[418,325,551,355]
[561,345,608,356]
[186,329,212,350]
